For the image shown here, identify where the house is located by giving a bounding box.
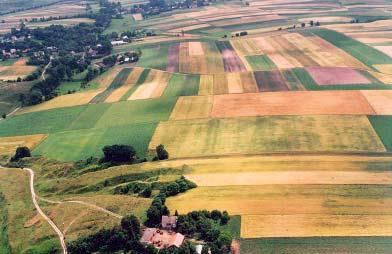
[110,40,127,46]
[162,215,177,230]
[140,228,185,249]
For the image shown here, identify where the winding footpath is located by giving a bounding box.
[24,167,68,254]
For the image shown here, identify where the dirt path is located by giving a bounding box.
[38,197,123,219]
[0,106,20,122]
[231,239,240,254]
[23,167,67,254]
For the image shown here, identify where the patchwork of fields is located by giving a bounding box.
[2,0,392,252]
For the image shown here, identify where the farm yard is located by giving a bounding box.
[2,0,392,253]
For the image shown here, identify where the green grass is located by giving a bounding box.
[94,97,178,128]
[245,55,277,71]
[218,215,241,239]
[162,73,200,97]
[32,123,157,161]
[368,116,392,151]
[90,68,132,103]
[0,105,87,136]
[292,68,392,90]
[104,15,136,34]
[21,238,60,254]
[137,44,169,70]
[0,193,10,254]
[56,70,88,95]
[120,68,151,101]
[311,29,392,68]
[240,237,392,254]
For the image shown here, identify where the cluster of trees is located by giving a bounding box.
[68,215,157,254]
[100,144,169,166]
[145,177,197,226]
[176,210,232,254]
[10,146,31,162]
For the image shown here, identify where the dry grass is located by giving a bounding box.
[198,75,214,95]
[0,134,46,155]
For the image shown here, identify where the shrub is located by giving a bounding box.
[11,146,31,161]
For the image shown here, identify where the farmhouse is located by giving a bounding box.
[140,228,185,249]
[162,215,177,230]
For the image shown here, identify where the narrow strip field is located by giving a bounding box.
[0,134,46,155]
[128,70,172,100]
[149,116,386,158]
[210,91,376,118]
[216,41,247,72]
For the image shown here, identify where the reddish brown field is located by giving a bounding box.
[210,91,375,118]
[254,71,289,91]
[307,67,371,85]
[167,43,180,73]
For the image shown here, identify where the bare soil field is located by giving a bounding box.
[361,90,392,115]
[210,91,376,118]
[306,67,371,85]
[254,71,289,91]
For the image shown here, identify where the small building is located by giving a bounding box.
[140,228,185,249]
[111,40,127,46]
[162,215,177,230]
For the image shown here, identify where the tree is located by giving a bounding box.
[102,144,136,164]
[309,20,314,26]
[301,23,306,28]
[140,185,152,197]
[120,215,141,240]
[156,144,169,160]
[220,211,230,225]
[11,146,31,161]
[1,113,6,119]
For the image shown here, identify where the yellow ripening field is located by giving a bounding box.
[19,90,101,113]
[93,66,123,89]
[169,96,213,120]
[149,116,386,158]
[105,67,144,103]
[0,134,47,155]
[241,214,392,238]
[128,70,171,100]
[166,184,392,216]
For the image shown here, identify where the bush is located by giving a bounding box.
[156,144,169,160]
[102,144,136,164]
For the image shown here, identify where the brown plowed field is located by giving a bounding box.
[254,71,289,91]
[210,91,375,118]
[361,90,392,115]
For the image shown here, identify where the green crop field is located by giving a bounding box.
[150,116,386,158]
[240,237,392,254]
[311,29,392,68]
[94,97,177,128]
[103,15,136,34]
[0,106,87,136]
[162,73,200,97]
[32,122,157,161]
[368,116,392,151]
[245,55,277,71]
[137,45,169,70]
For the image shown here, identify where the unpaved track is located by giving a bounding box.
[24,167,68,254]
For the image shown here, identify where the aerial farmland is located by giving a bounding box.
[1,0,392,253]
